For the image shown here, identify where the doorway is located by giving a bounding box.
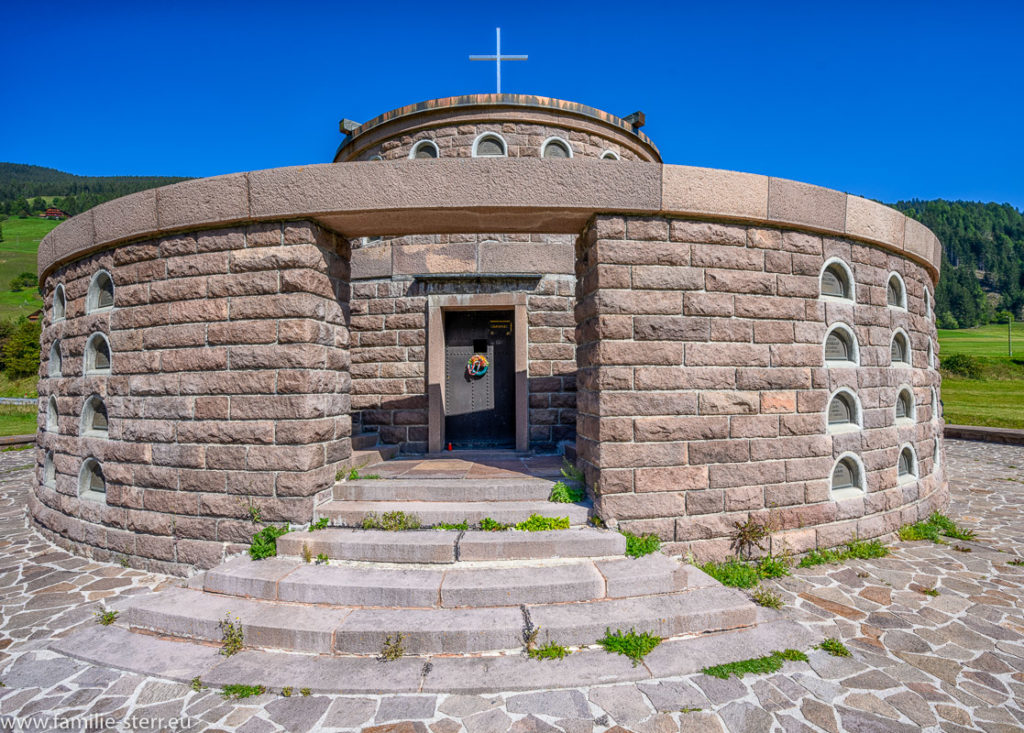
[444,311,515,448]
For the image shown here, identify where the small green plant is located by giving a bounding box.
[221,684,266,700]
[898,513,976,544]
[798,540,888,568]
[380,633,405,662]
[700,557,761,589]
[219,613,244,657]
[348,468,360,481]
[1009,558,1024,567]
[480,517,511,532]
[435,520,469,530]
[622,531,661,558]
[189,677,205,692]
[953,544,972,553]
[597,628,662,667]
[549,481,585,503]
[701,649,808,679]
[300,688,311,696]
[94,609,118,626]
[589,516,606,528]
[528,642,571,660]
[281,686,293,697]
[315,553,329,565]
[920,586,940,597]
[515,514,570,532]
[560,458,585,484]
[118,555,130,568]
[335,469,344,482]
[818,638,851,657]
[309,517,329,531]
[362,511,421,531]
[751,586,783,609]
[1,444,32,452]
[731,515,773,559]
[249,524,290,560]
[301,544,313,563]
[680,707,702,713]
[243,501,262,524]
[347,468,383,481]
[755,554,790,579]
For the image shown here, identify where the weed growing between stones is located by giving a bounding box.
[435,520,469,530]
[756,554,791,579]
[598,628,662,667]
[189,677,205,692]
[920,586,940,596]
[301,544,312,564]
[798,539,888,568]
[309,517,329,531]
[751,586,783,609]
[701,555,791,588]
[515,514,570,531]
[249,525,290,560]
[680,707,703,713]
[281,687,292,697]
[94,609,118,626]
[818,638,851,657]
[528,642,571,660]
[731,515,774,559]
[622,531,661,558]
[480,517,512,532]
[221,684,265,699]
[561,458,585,484]
[348,468,381,481]
[898,512,977,543]
[954,544,973,552]
[300,688,311,696]
[549,481,585,503]
[1009,558,1024,566]
[362,511,421,530]
[118,556,130,568]
[315,553,329,565]
[242,501,262,524]
[219,614,244,657]
[701,649,808,679]
[379,633,405,662]
[589,516,606,528]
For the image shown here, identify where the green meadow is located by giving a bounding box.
[0,217,58,320]
[938,322,1024,429]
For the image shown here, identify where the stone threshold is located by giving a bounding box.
[944,424,1024,446]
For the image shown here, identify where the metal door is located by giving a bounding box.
[444,311,515,448]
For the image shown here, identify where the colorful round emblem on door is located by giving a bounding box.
[466,354,489,377]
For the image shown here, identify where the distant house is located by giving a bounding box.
[26,309,42,322]
[40,208,69,220]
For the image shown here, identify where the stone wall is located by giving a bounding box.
[33,221,351,574]
[575,215,946,559]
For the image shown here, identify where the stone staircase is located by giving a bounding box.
[48,456,820,693]
[350,430,399,469]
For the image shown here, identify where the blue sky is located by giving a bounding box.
[2,0,1022,207]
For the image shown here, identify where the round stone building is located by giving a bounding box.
[33,94,947,574]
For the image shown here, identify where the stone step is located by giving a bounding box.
[317,499,591,527]
[276,527,626,564]
[334,477,555,502]
[351,432,380,451]
[350,445,399,469]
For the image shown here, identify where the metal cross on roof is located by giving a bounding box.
[469,27,527,94]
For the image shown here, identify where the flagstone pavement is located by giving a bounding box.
[0,439,1023,732]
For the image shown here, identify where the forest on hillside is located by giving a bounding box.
[0,162,191,218]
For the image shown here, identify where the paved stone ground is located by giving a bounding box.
[1,440,1023,732]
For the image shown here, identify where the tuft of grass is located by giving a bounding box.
[1008,558,1024,567]
[379,633,405,662]
[435,520,469,531]
[189,677,204,692]
[798,540,888,568]
[94,609,118,626]
[480,517,511,532]
[953,544,972,553]
[597,628,662,667]
[309,517,329,531]
[751,586,783,609]
[700,557,761,589]
[549,481,585,503]
[589,516,606,528]
[300,688,311,696]
[560,458,585,484]
[731,516,773,559]
[315,553,329,565]
[680,706,703,713]
[898,513,976,544]
[301,544,313,564]
[622,531,661,558]
[818,638,851,657]
[348,468,382,481]
[755,554,791,579]
[514,514,570,532]
[243,501,262,525]
[361,511,421,531]
[920,587,940,597]
[1,443,32,452]
[221,684,265,700]
[701,649,808,679]
[528,642,571,661]
[281,687,292,697]
[219,614,244,657]
[249,524,290,560]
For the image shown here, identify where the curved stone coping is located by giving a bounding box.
[38,159,942,282]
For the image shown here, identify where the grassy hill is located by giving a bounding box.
[938,323,1024,429]
[0,217,58,320]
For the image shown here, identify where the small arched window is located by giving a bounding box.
[85,333,112,375]
[44,451,56,487]
[473,133,507,158]
[820,260,853,300]
[87,270,115,313]
[600,150,620,160]
[891,331,910,365]
[827,390,859,432]
[53,284,66,321]
[48,340,62,378]
[898,445,918,481]
[931,387,940,419]
[895,388,915,422]
[831,454,865,496]
[886,273,906,309]
[410,140,439,159]
[541,137,572,159]
[46,395,58,432]
[933,437,941,470]
[824,325,857,365]
[81,395,108,436]
[369,155,383,161]
[79,457,106,499]
[925,289,932,318]
[928,341,935,369]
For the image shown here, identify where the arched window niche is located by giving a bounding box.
[541,137,573,159]
[600,150,620,160]
[897,444,918,483]
[895,386,915,424]
[79,458,106,501]
[43,451,56,487]
[827,388,861,434]
[48,340,62,377]
[823,324,859,366]
[820,258,854,301]
[886,272,907,309]
[924,288,932,318]
[409,140,439,159]
[81,395,109,437]
[46,396,58,432]
[53,284,66,321]
[831,453,866,500]
[86,270,115,313]
[84,333,112,376]
[472,133,507,158]
[890,330,911,366]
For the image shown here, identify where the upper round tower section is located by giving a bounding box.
[333,94,662,163]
